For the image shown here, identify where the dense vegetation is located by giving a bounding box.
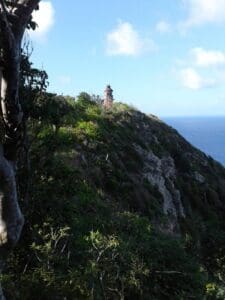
[1,59,225,300]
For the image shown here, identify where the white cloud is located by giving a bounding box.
[180,67,216,89]
[183,0,225,28]
[106,21,156,56]
[156,21,172,33]
[190,47,225,67]
[30,1,55,41]
[58,75,72,86]
[176,47,225,90]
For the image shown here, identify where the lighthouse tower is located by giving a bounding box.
[103,85,114,108]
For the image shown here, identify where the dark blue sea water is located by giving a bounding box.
[162,117,225,167]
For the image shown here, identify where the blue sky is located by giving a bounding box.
[28,0,225,117]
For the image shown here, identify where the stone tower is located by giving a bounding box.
[103,85,114,108]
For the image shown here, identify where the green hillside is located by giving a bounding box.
[2,91,225,299]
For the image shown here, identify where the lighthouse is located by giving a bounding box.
[103,85,114,108]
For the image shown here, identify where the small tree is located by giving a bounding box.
[0,0,41,294]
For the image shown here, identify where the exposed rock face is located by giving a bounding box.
[135,145,185,219]
[194,171,205,183]
[132,144,185,233]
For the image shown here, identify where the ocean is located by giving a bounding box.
[162,116,225,167]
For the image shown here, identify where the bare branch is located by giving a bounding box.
[13,0,40,28]
[0,0,40,41]
[155,270,184,275]
[0,0,9,14]
[0,5,15,55]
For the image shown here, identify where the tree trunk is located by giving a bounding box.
[0,36,24,252]
[0,144,24,299]
[0,145,24,254]
[0,58,24,299]
[0,2,40,297]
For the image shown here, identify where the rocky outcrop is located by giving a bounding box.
[133,144,185,232]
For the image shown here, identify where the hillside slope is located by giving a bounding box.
[3,94,225,299]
